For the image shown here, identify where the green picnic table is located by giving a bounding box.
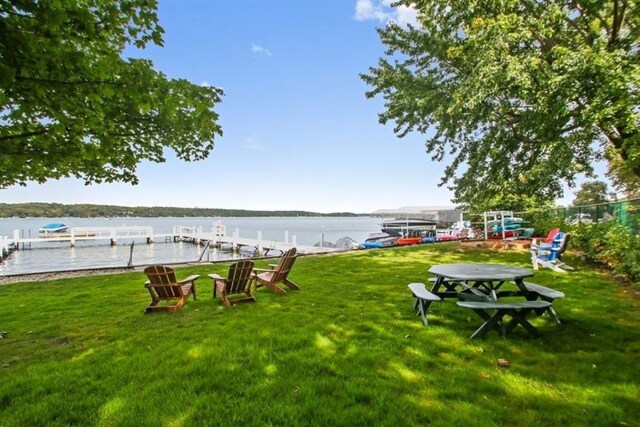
[427,263,561,338]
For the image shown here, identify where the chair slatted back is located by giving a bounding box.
[548,232,565,262]
[144,265,182,298]
[225,260,255,294]
[271,248,297,283]
[544,228,561,244]
[557,233,571,259]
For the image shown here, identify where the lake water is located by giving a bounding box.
[0,217,381,275]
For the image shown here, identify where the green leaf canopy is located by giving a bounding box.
[362,0,639,210]
[0,0,223,187]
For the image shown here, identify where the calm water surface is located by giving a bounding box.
[0,217,381,275]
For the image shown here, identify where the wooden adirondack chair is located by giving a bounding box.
[143,265,199,313]
[253,247,300,295]
[208,260,256,307]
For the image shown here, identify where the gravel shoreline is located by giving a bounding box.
[0,250,340,285]
[0,267,136,285]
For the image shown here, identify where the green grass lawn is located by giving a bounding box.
[1,244,639,426]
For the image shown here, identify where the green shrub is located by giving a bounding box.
[525,208,568,238]
[571,221,640,283]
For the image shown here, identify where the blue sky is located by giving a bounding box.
[2,0,603,213]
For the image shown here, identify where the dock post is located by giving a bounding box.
[257,231,263,255]
[232,228,239,252]
[1,235,7,259]
[70,229,76,247]
[292,235,297,247]
[284,230,289,244]
[110,228,116,246]
[198,226,204,245]
[13,230,20,251]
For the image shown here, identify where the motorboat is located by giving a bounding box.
[360,230,401,249]
[38,223,69,234]
[361,218,437,249]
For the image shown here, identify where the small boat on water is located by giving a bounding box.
[39,223,69,234]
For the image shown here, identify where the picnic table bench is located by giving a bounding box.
[457,300,551,339]
[408,282,441,326]
[519,281,565,324]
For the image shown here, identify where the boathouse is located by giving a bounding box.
[371,206,463,223]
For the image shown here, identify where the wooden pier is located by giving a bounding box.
[171,225,336,255]
[9,226,158,250]
[1,223,337,263]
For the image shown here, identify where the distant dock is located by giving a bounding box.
[172,225,334,255]
[1,223,336,263]
[10,226,158,250]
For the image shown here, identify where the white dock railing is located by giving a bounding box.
[4,223,336,259]
[172,224,333,254]
[12,226,155,247]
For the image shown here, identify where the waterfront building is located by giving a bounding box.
[371,206,463,223]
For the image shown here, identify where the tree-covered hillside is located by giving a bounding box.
[0,203,364,218]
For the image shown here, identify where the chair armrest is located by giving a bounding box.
[178,274,200,284]
[207,273,223,280]
[252,268,272,273]
[268,264,278,269]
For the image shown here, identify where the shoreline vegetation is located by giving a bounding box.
[0,203,367,218]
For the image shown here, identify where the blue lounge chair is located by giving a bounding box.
[530,232,574,273]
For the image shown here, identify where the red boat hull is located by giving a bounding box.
[397,237,423,245]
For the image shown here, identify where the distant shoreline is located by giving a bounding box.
[0,203,370,219]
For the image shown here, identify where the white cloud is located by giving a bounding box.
[394,4,418,26]
[243,137,264,152]
[353,0,418,27]
[251,44,272,57]
[354,0,391,22]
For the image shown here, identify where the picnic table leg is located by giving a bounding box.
[469,308,507,339]
[546,306,561,325]
[430,276,444,295]
[472,280,496,300]
[521,284,562,325]
[503,308,540,336]
[414,298,433,326]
